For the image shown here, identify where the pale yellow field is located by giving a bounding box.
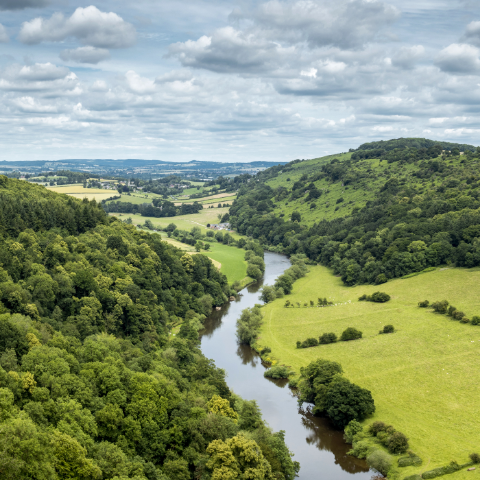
[46,185,116,201]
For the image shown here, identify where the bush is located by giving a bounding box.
[418,300,430,307]
[379,325,394,334]
[431,300,449,314]
[398,452,423,467]
[369,421,387,436]
[288,377,299,388]
[447,305,457,316]
[302,337,318,348]
[347,440,370,459]
[358,294,368,301]
[470,452,480,463]
[319,332,337,344]
[471,316,480,325]
[340,327,362,341]
[264,365,291,379]
[387,431,409,454]
[375,274,387,285]
[371,291,391,303]
[422,461,460,479]
[453,310,465,320]
[460,316,470,324]
[366,450,392,476]
[344,420,363,444]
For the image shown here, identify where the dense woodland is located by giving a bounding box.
[102,199,203,218]
[229,138,480,285]
[0,177,298,480]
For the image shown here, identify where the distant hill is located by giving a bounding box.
[229,138,480,285]
[354,137,475,153]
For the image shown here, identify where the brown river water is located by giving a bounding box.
[200,251,372,480]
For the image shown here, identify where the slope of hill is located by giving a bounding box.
[230,138,480,285]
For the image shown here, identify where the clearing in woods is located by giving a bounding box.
[259,265,480,479]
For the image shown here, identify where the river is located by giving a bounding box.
[200,251,372,480]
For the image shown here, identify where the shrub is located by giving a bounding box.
[358,294,368,301]
[387,431,409,454]
[288,377,299,388]
[470,452,480,463]
[460,316,470,324]
[422,461,460,479]
[453,310,465,321]
[418,300,430,307]
[380,325,394,334]
[347,440,370,459]
[431,300,449,314]
[366,450,392,476]
[302,337,318,348]
[340,327,362,341]
[296,341,301,349]
[264,365,291,379]
[398,452,423,467]
[375,274,387,285]
[471,316,480,325]
[344,420,363,444]
[369,421,387,436]
[371,291,391,303]
[447,305,457,316]
[319,332,337,344]
[260,347,271,355]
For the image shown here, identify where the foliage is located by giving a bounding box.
[260,286,277,304]
[340,327,362,341]
[236,306,263,345]
[380,325,394,334]
[228,142,480,286]
[264,366,291,379]
[366,450,393,476]
[421,461,461,479]
[347,440,370,459]
[319,332,337,344]
[418,300,430,307]
[359,292,390,303]
[343,419,363,444]
[470,453,480,463]
[398,452,423,467]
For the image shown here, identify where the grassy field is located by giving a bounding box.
[46,185,115,201]
[260,266,480,479]
[105,193,161,205]
[111,207,244,239]
[149,233,247,283]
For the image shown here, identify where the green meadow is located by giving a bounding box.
[260,265,480,478]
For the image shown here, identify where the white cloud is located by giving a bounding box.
[19,6,136,49]
[300,68,317,78]
[125,70,156,94]
[435,43,480,74]
[60,47,110,64]
[429,117,448,124]
[462,20,480,47]
[0,23,9,43]
[18,63,70,81]
[11,96,57,113]
[392,45,425,69]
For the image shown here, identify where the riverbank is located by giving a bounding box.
[259,264,480,479]
[200,252,372,480]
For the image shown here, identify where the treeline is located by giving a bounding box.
[204,174,252,193]
[102,199,203,218]
[0,176,108,238]
[0,180,299,478]
[229,150,480,285]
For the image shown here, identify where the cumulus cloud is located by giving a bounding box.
[125,71,156,95]
[169,26,296,73]
[435,43,480,74]
[392,45,425,69]
[18,62,70,81]
[462,20,480,47]
[60,47,110,64]
[19,6,136,48]
[0,0,49,10]
[230,0,401,49]
[0,23,8,43]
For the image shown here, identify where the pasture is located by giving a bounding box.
[260,265,480,478]
[46,185,115,201]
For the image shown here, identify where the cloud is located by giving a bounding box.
[435,43,480,74]
[19,6,136,49]
[230,0,401,49]
[462,21,480,47]
[169,26,295,74]
[18,62,70,81]
[0,0,49,10]
[0,23,8,43]
[392,45,425,69]
[125,71,156,94]
[60,47,110,64]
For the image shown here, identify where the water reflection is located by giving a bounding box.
[200,252,371,480]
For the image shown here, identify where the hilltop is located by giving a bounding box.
[230,137,480,285]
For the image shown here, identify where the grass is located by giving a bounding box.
[110,207,244,239]
[148,232,247,283]
[46,185,115,201]
[105,193,161,205]
[260,265,480,478]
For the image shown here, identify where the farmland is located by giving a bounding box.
[46,185,116,201]
[259,265,480,478]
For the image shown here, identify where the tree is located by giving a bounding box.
[260,286,277,304]
[195,241,203,252]
[340,327,362,341]
[247,264,262,280]
[325,378,375,428]
[291,212,301,222]
[206,435,274,480]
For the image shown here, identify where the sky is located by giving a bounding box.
[0,0,479,162]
